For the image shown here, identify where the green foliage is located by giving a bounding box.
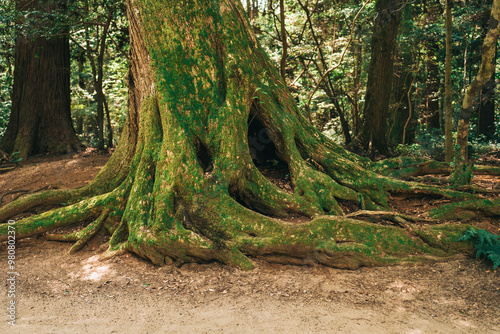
[70,46,128,147]
[0,70,11,139]
[458,227,500,269]
[393,128,446,160]
[394,143,424,157]
[395,124,499,164]
[250,0,499,150]
[10,151,22,164]
[68,1,129,147]
[252,0,373,139]
[0,0,14,138]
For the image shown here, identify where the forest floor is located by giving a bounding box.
[0,150,499,334]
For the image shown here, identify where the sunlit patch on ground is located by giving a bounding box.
[68,255,114,281]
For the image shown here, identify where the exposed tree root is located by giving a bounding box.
[0,165,16,174]
[452,185,500,194]
[46,209,111,254]
[430,198,500,221]
[0,190,31,204]
[372,157,500,179]
[0,180,128,241]
[0,188,90,224]
[0,184,62,204]
[99,187,475,269]
[345,210,438,224]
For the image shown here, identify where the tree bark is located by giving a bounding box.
[360,0,402,155]
[477,57,496,140]
[0,0,80,159]
[444,0,453,163]
[456,0,500,161]
[423,1,443,131]
[279,0,287,81]
[351,32,362,136]
[388,50,416,146]
[477,6,497,141]
[425,41,441,130]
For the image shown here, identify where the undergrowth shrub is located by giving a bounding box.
[459,227,500,270]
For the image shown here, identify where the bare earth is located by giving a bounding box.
[1,151,499,334]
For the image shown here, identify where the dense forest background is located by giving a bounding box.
[0,0,498,159]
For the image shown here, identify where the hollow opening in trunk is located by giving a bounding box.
[247,114,279,167]
[195,140,213,173]
[247,110,292,193]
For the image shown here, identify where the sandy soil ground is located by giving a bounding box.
[0,151,499,333]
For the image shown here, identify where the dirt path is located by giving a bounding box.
[0,152,499,333]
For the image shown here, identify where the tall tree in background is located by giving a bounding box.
[456,0,500,162]
[0,0,80,159]
[476,3,496,140]
[444,0,453,163]
[279,0,287,81]
[423,0,443,131]
[477,63,496,139]
[359,0,403,155]
[387,4,419,146]
[1,0,487,269]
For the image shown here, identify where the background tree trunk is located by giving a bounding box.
[444,0,453,163]
[360,0,402,155]
[423,1,443,131]
[351,32,363,137]
[456,0,500,161]
[279,0,287,81]
[0,0,80,159]
[425,41,441,131]
[477,57,496,140]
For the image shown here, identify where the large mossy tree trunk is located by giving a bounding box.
[1,0,486,269]
[0,0,80,159]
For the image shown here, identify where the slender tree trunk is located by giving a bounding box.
[0,0,80,159]
[104,96,114,148]
[86,6,114,149]
[477,51,496,140]
[360,0,402,155]
[279,0,287,81]
[444,0,453,163]
[390,69,417,146]
[456,0,500,161]
[422,0,443,131]
[425,41,441,130]
[334,99,352,144]
[351,32,362,136]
